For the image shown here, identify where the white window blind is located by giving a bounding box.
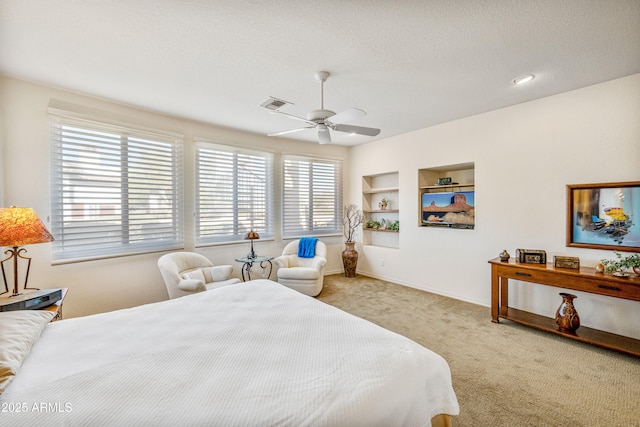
[196,142,274,245]
[50,117,184,262]
[282,155,342,238]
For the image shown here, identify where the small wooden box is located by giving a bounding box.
[554,256,580,270]
[516,249,547,264]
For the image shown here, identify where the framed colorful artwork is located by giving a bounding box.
[567,181,640,252]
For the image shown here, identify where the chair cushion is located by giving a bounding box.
[181,269,206,282]
[207,265,233,282]
[277,267,320,280]
[178,279,206,292]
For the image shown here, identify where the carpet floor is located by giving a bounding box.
[317,274,640,427]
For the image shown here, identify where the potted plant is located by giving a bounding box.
[365,219,380,230]
[342,204,363,277]
[601,252,640,276]
[378,197,388,210]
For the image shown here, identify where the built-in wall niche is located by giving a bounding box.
[362,171,399,249]
[418,162,475,229]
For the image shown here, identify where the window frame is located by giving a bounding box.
[194,141,275,247]
[49,113,184,263]
[281,154,343,239]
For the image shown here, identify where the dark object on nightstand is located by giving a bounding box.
[0,288,62,312]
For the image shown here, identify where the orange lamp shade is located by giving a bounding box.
[244,231,260,240]
[0,206,55,247]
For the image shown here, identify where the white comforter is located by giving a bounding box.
[2,280,459,426]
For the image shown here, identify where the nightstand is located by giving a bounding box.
[42,288,68,321]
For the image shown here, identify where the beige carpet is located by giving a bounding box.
[317,274,640,427]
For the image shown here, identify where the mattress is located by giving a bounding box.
[1,279,459,426]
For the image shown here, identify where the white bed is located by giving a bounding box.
[1,279,459,426]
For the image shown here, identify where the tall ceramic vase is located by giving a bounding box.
[555,293,580,332]
[342,241,358,278]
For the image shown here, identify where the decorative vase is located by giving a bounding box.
[555,293,580,332]
[342,241,358,278]
[499,250,510,262]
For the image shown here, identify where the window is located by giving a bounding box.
[195,142,274,245]
[50,116,183,262]
[282,155,342,238]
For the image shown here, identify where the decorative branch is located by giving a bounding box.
[342,204,363,243]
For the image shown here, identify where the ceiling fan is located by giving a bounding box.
[266,71,380,144]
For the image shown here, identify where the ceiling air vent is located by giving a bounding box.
[260,97,293,111]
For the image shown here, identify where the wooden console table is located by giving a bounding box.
[489,258,640,357]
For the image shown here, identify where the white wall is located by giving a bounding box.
[349,74,640,339]
[0,77,350,318]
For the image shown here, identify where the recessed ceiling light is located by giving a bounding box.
[512,74,535,85]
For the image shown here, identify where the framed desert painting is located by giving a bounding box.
[421,191,475,229]
[567,181,640,252]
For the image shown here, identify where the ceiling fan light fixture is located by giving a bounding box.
[317,124,331,144]
[512,74,535,85]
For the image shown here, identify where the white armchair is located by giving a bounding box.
[157,252,241,299]
[274,240,327,297]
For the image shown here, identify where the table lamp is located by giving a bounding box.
[244,230,260,259]
[0,206,55,296]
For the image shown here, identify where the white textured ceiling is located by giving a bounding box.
[1,0,639,146]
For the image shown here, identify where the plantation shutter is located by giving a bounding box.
[282,155,342,238]
[50,114,184,262]
[195,142,274,245]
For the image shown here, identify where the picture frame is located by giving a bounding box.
[421,191,474,229]
[567,181,640,252]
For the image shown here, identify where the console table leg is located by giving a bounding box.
[500,277,509,309]
[491,266,500,323]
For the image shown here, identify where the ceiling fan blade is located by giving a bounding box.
[332,123,381,137]
[317,125,332,144]
[268,127,314,137]
[327,107,366,124]
[271,110,316,125]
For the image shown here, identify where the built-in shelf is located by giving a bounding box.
[364,228,399,233]
[419,183,474,191]
[362,172,399,249]
[363,187,399,194]
[363,209,399,214]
